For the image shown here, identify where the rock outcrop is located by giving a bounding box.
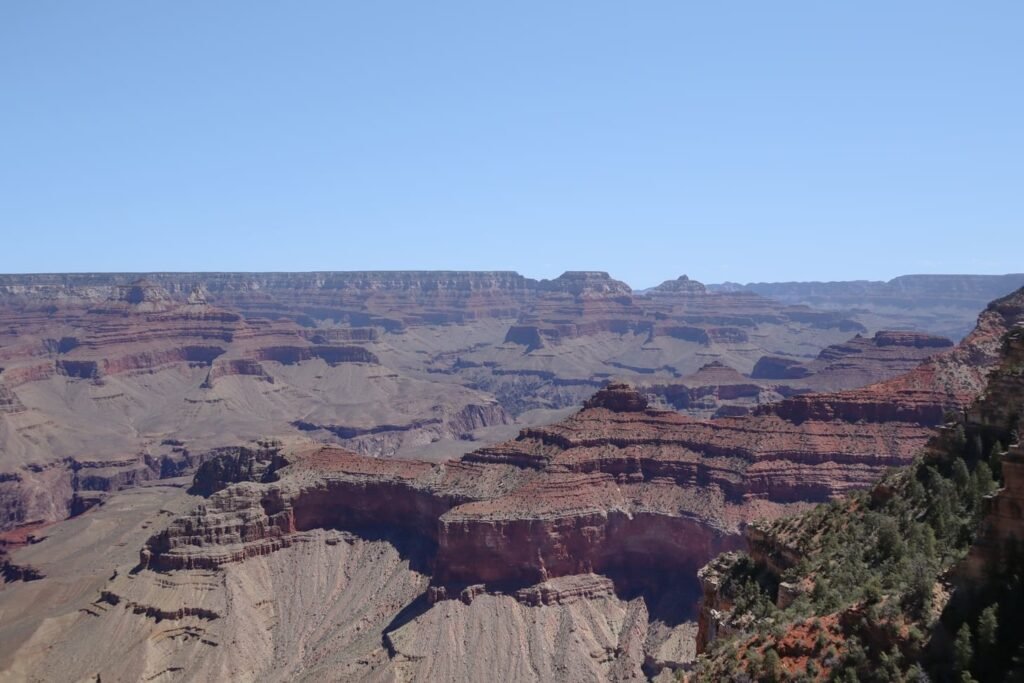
[582,382,649,412]
[188,441,288,496]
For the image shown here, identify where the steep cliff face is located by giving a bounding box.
[793,331,955,391]
[0,279,379,390]
[1,269,861,365]
[6,272,1022,337]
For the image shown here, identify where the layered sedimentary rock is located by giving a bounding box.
[0,271,1016,537]
[117,358,983,677]
[753,330,952,384]
[4,288,1023,681]
[144,289,1024,586]
[505,275,864,351]
[188,440,289,496]
[645,362,766,414]
[639,329,956,420]
[0,278,511,529]
[0,271,986,439]
[0,271,538,327]
[141,315,1011,596]
[7,271,1021,341]
[0,279,383,386]
[441,273,887,418]
[760,296,1014,430]
[794,331,953,391]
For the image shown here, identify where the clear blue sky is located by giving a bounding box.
[1,2,1021,288]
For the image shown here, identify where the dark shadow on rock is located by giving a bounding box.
[381,592,433,657]
[605,566,701,627]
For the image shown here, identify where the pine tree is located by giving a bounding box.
[954,622,974,677]
[975,461,997,499]
[906,662,930,682]
[927,475,956,542]
[977,604,999,674]
[967,470,983,512]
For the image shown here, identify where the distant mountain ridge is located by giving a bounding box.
[711,273,1024,298]
[710,273,1024,339]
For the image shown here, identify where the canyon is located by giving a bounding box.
[1,272,1022,680]
[3,270,1001,534]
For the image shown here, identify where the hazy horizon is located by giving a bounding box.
[2,268,1024,293]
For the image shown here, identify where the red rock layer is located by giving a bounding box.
[0,271,868,358]
[0,280,379,389]
[0,271,539,330]
[759,302,1013,427]
[507,280,866,348]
